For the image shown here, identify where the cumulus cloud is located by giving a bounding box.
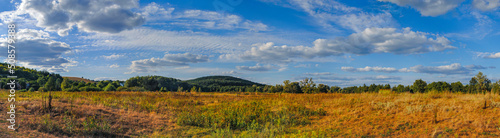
[378,0,465,16]
[477,52,500,58]
[473,0,500,11]
[108,64,119,68]
[342,63,491,75]
[102,54,124,60]
[16,0,145,36]
[0,29,73,72]
[141,2,268,31]
[228,27,454,63]
[127,53,208,73]
[341,66,399,73]
[236,64,276,72]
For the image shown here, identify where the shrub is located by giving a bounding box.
[63,86,80,92]
[129,86,146,92]
[38,87,48,92]
[28,87,35,92]
[78,86,102,92]
[116,86,129,91]
[18,89,27,92]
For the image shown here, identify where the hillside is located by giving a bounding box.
[184,76,265,92]
[185,76,264,87]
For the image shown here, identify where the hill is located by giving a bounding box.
[184,76,265,92]
[185,76,264,87]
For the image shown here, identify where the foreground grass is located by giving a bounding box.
[0,91,500,137]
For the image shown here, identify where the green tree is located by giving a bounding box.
[451,81,464,93]
[290,82,302,93]
[317,84,329,93]
[300,78,316,93]
[474,72,490,94]
[283,80,291,93]
[44,77,56,91]
[61,78,71,90]
[103,83,116,91]
[412,79,427,93]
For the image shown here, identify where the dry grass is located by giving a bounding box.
[0,91,499,137]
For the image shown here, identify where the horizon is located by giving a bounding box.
[1,0,500,87]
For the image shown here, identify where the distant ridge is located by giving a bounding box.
[184,76,264,87]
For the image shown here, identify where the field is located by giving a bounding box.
[1,91,500,137]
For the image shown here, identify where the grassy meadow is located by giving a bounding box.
[1,91,500,137]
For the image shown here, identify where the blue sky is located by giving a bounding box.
[1,0,500,87]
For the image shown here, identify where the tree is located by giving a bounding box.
[290,82,302,93]
[451,81,464,93]
[412,79,427,93]
[300,78,316,93]
[97,81,106,88]
[61,78,71,90]
[283,80,291,93]
[55,78,62,91]
[44,77,56,91]
[317,84,329,93]
[474,72,490,94]
[103,83,116,91]
[469,77,478,93]
[492,80,500,94]
[191,86,197,92]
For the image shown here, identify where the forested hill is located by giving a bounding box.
[184,76,265,92]
[184,76,264,87]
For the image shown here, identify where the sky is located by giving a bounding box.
[0,0,500,87]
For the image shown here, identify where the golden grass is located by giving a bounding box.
[0,91,499,137]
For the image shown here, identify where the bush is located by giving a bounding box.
[28,87,35,92]
[78,86,102,92]
[129,86,146,92]
[18,89,27,92]
[116,86,129,91]
[63,86,80,92]
[38,87,48,92]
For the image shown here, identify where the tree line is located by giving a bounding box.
[1,63,499,94]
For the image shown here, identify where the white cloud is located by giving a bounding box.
[0,29,73,72]
[342,63,491,75]
[236,64,276,72]
[102,54,124,60]
[141,2,268,32]
[109,64,120,68]
[473,0,500,11]
[127,53,209,73]
[228,27,454,63]
[378,0,465,16]
[15,0,145,36]
[83,28,303,54]
[341,66,399,73]
[477,52,500,58]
